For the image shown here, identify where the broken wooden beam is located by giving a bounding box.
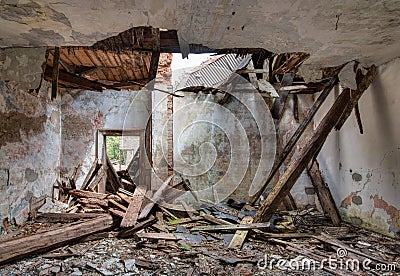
[0,214,113,266]
[249,76,338,205]
[253,66,376,223]
[191,221,270,232]
[118,215,157,238]
[307,159,341,226]
[135,232,177,240]
[138,175,174,220]
[44,66,110,92]
[120,185,147,227]
[69,189,108,200]
[51,47,60,100]
[228,216,253,249]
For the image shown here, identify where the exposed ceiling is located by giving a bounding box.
[1,0,400,71]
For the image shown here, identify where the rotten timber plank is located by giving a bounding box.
[118,215,157,238]
[136,232,177,240]
[138,175,174,220]
[0,214,113,266]
[228,216,253,249]
[69,189,108,200]
[51,47,60,100]
[307,159,341,226]
[253,66,377,223]
[120,185,147,227]
[191,221,270,232]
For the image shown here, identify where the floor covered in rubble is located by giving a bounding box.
[0,203,399,276]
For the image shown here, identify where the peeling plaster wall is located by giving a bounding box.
[318,58,400,238]
[172,92,276,204]
[60,89,150,188]
[0,47,46,90]
[0,81,61,226]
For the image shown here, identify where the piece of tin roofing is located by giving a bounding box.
[178,54,252,89]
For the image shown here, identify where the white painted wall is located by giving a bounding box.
[318,58,400,238]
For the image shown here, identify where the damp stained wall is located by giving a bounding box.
[317,58,400,238]
[0,81,61,225]
[60,89,151,188]
[172,90,276,205]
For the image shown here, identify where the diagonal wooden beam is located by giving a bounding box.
[253,66,377,223]
[307,159,341,226]
[249,76,338,205]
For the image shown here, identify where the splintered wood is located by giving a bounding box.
[120,185,147,227]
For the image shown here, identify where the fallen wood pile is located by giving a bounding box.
[1,202,398,274]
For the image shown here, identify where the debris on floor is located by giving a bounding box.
[0,155,398,275]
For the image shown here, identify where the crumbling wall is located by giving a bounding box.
[0,81,61,226]
[60,89,150,188]
[318,58,400,238]
[172,91,276,205]
[0,47,46,90]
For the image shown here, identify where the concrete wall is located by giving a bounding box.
[318,58,400,238]
[0,81,61,226]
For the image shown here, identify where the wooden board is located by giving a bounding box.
[138,175,174,220]
[307,159,341,226]
[120,185,147,227]
[228,217,253,249]
[0,214,113,266]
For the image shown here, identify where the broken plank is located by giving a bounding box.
[201,214,233,225]
[35,213,99,223]
[316,232,391,265]
[109,199,127,212]
[86,165,106,191]
[180,201,196,220]
[77,197,108,208]
[51,47,60,99]
[0,214,113,266]
[168,216,202,225]
[268,238,345,276]
[116,192,133,204]
[228,216,253,249]
[249,76,337,205]
[253,66,377,223]
[307,159,341,226]
[81,158,99,190]
[138,175,174,220]
[69,189,108,200]
[120,185,147,227]
[191,221,270,232]
[118,215,156,238]
[44,66,109,92]
[136,232,177,240]
[109,208,125,218]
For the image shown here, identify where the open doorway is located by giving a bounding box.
[98,129,146,192]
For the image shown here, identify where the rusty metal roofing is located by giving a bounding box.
[178,54,252,89]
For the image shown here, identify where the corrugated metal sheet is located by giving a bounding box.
[178,54,252,89]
